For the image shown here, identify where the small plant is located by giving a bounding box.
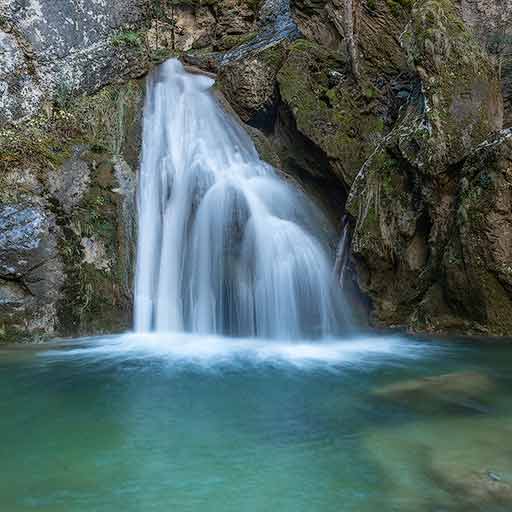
[112,30,143,48]
[486,29,512,80]
[386,0,413,16]
[54,82,73,109]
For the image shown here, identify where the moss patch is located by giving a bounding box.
[277,39,386,186]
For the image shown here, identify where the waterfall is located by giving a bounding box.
[134,59,350,339]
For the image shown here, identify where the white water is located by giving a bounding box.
[40,333,439,371]
[134,60,350,339]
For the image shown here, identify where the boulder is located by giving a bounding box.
[0,194,64,341]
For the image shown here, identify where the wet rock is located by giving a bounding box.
[219,44,287,129]
[431,466,512,509]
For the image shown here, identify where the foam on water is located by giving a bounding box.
[39,333,441,371]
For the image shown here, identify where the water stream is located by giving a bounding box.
[134,59,349,339]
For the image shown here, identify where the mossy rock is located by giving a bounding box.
[400,0,503,173]
[0,78,143,341]
[277,39,387,187]
[442,130,512,335]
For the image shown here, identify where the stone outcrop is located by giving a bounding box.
[441,129,512,334]
[0,0,150,126]
[0,78,143,341]
[459,0,512,125]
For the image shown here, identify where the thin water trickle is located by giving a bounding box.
[134,59,350,338]
[334,215,351,288]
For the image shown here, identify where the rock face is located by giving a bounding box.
[0,198,64,341]
[459,0,512,126]
[0,78,143,341]
[442,130,512,334]
[0,0,149,126]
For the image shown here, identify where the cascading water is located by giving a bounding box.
[134,59,350,339]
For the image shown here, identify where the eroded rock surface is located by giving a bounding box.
[0,0,149,126]
[0,78,142,341]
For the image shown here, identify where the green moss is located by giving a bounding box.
[0,324,28,344]
[277,39,386,186]
[399,0,499,171]
[243,0,261,12]
[217,32,257,51]
[259,43,288,69]
[112,30,144,48]
[58,155,131,335]
[0,79,144,179]
[152,47,182,64]
[386,0,412,16]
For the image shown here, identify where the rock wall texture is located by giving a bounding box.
[0,79,143,341]
[0,0,150,341]
[1,0,511,340]
[0,0,149,125]
[216,0,511,336]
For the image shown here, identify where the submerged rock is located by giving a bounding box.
[430,465,512,509]
[364,414,512,511]
[374,371,496,407]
